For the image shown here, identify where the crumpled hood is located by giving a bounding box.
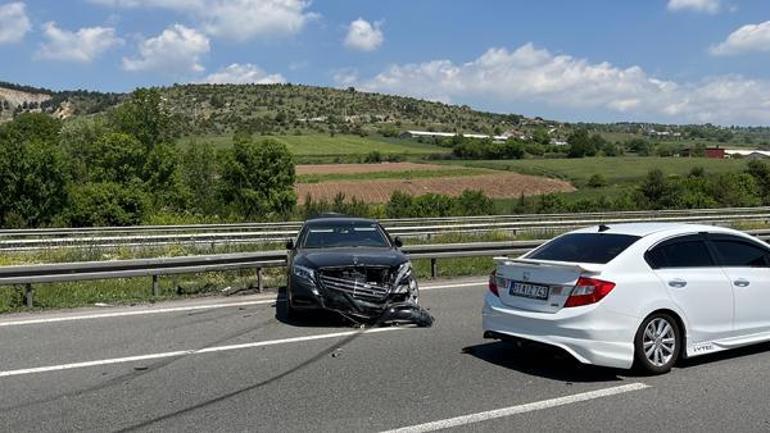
[295,247,407,269]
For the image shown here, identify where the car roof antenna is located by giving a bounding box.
[598,224,610,232]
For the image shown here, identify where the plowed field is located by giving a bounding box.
[295,172,575,203]
[296,162,455,175]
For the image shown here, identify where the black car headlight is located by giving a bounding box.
[393,262,417,293]
[292,264,316,284]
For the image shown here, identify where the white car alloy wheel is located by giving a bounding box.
[642,318,676,367]
[634,313,680,374]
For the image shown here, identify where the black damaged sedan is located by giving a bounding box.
[285,216,432,326]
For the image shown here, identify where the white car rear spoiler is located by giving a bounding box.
[493,256,603,275]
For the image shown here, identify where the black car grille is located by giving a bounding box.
[319,268,391,301]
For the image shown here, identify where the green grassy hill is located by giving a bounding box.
[4,80,770,152]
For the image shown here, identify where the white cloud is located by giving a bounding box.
[710,21,770,55]
[0,2,31,44]
[87,0,203,7]
[122,24,210,73]
[332,68,359,87]
[36,22,122,62]
[355,43,770,125]
[89,0,317,41]
[667,0,721,13]
[203,63,286,84]
[344,18,383,52]
[203,0,317,41]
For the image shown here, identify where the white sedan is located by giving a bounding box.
[483,223,770,374]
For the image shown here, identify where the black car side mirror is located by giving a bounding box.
[285,239,295,250]
[394,237,403,248]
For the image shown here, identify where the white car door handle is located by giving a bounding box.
[734,279,750,288]
[668,279,687,288]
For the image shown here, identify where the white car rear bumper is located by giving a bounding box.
[482,292,638,369]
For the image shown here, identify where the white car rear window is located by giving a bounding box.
[529,233,640,264]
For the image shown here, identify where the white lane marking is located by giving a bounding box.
[0,281,485,328]
[0,327,402,379]
[0,299,278,328]
[421,281,485,291]
[379,383,651,433]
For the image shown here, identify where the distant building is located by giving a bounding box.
[705,147,725,159]
[400,130,510,141]
[646,129,682,139]
[725,149,770,159]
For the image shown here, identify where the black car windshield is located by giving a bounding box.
[301,223,391,248]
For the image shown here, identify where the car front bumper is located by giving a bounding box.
[482,292,638,369]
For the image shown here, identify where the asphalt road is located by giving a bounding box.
[1,278,769,433]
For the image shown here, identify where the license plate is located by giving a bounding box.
[508,281,549,300]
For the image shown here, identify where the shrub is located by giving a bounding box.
[65,182,149,227]
[412,193,454,217]
[364,151,383,163]
[587,174,608,188]
[385,190,414,218]
[454,190,494,216]
[453,138,524,160]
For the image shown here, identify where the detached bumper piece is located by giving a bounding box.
[317,267,434,327]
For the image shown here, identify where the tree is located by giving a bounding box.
[0,114,67,227]
[746,159,770,204]
[0,112,61,144]
[143,142,186,210]
[638,169,678,209]
[532,127,550,145]
[567,129,597,158]
[109,88,178,150]
[180,142,220,215]
[626,138,652,156]
[59,117,113,181]
[220,138,296,219]
[91,132,145,183]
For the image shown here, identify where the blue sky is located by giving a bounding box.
[2,0,770,125]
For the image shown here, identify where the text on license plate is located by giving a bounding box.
[508,281,549,300]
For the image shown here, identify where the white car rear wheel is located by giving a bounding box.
[634,313,681,374]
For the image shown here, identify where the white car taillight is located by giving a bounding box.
[564,277,616,307]
[488,270,499,297]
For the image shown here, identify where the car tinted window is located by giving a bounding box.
[527,233,640,264]
[646,236,713,269]
[711,237,769,267]
[300,222,390,248]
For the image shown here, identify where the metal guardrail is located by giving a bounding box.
[5,231,770,308]
[4,230,770,308]
[2,207,770,251]
[0,241,542,307]
[2,206,769,237]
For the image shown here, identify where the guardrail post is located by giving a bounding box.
[430,258,437,278]
[24,284,34,308]
[256,267,263,292]
[152,274,159,297]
